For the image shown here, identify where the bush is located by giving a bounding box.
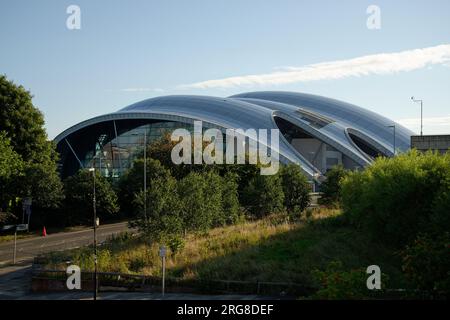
[319,165,348,206]
[242,173,285,218]
[312,261,387,299]
[341,150,450,247]
[280,164,310,215]
[167,235,186,255]
[401,233,450,294]
[131,175,183,241]
[118,158,172,217]
[221,172,242,225]
[178,171,224,233]
[63,169,119,225]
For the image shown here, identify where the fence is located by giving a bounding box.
[31,267,312,297]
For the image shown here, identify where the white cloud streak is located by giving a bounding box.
[121,88,164,93]
[396,116,450,135]
[180,44,450,89]
[397,116,450,127]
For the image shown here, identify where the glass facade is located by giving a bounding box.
[275,116,360,173]
[57,120,193,179]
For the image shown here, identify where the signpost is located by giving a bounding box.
[16,224,28,231]
[159,246,166,296]
[1,224,29,264]
[13,229,17,264]
[22,197,32,230]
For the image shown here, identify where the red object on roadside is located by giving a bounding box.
[42,226,47,237]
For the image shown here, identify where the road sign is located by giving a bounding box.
[159,246,166,257]
[16,224,28,231]
[1,225,15,231]
[159,245,166,296]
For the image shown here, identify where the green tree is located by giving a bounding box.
[320,165,348,206]
[401,232,450,294]
[0,75,50,162]
[0,132,23,221]
[220,172,242,225]
[280,164,310,215]
[203,171,226,227]
[131,175,183,242]
[0,131,23,180]
[0,75,64,227]
[118,158,172,217]
[18,161,64,210]
[220,162,261,205]
[63,169,119,225]
[178,171,224,233]
[242,173,285,218]
[341,150,450,247]
[146,132,210,179]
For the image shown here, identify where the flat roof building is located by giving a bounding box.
[411,135,450,154]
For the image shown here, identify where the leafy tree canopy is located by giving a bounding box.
[0,75,50,162]
[64,169,119,225]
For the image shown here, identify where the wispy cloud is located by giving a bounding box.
[396,115,450,135]
[396,115,450,127]
[180,44,450,89]
[121,88,165,93]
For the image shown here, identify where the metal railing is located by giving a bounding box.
[31,268,311,297]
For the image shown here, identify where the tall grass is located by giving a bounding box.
[41,208,404,288]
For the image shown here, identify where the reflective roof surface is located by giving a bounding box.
[55,91,414,179]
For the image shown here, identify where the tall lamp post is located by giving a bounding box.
[88,165,98,301]
[411,97,423,136]
[386,125,396,156]
[143,128,147,221]
[131,129,147,221]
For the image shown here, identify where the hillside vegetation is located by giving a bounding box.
[42,208,405,297]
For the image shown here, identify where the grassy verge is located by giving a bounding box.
[0,233,34,243]
[40,208,405,294]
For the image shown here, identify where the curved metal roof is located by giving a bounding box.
[54,91,414,179]
[230,91,414,151]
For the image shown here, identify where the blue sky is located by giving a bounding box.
[1,0,450,138]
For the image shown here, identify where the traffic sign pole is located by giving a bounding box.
[13,230,17,264]
[162,255,165,296]
[159,246,166,296]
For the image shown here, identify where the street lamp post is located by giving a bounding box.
[386,125,396,156]
[89,165,98,301]
[143,129,147,221]
[411,97,423,136]
[131,129,147,221]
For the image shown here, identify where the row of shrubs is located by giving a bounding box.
[61,134,312,250]
[319,150,449,295]
[125,159,311,252]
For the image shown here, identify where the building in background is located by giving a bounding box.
[411,135,450,154]
[54,91,414,181]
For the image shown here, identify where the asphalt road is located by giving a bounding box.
[0,222,130,265]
